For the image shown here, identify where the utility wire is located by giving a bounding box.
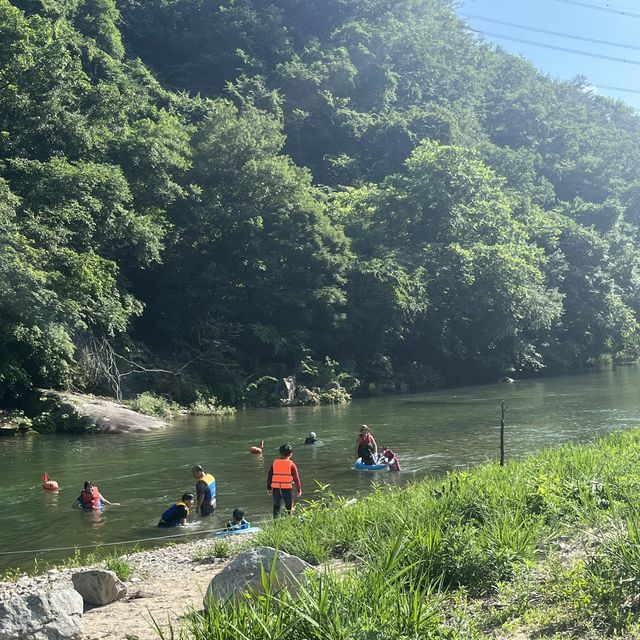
[591,83,640,94]
[476,30,640,66]
[461,13,640,52]
[551,0,640,19]
[0,518,270,556]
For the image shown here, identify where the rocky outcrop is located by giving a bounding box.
[276,376,297,402]
[0,587,83,640]
[204,546,314,607]
[42,391,167,434]
[71,570,127,606]
[292,386,320,406]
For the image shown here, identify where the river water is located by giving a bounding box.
[2,366,640,573]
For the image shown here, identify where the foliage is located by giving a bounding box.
[187,392,236,416]
[104,553,133,581]
[125,392,179,419]
[3,0,640,408]
[192,541,231,562]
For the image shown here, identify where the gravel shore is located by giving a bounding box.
[0,535,255,640]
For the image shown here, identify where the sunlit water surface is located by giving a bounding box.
[2,366,640,572]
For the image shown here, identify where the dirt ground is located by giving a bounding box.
[81,552,223,640]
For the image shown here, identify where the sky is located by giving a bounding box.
[457,0,640,111]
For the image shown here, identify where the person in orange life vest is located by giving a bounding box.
[158,493,194,527]
[72,481,119,510]
[192,465,216,516]
[355,424,378,460]
[267,444,302,518]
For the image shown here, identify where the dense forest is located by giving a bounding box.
[3,0,640,408]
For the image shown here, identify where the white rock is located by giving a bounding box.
[204,546,314,607]
[71,570,126,606]
[0,587,83,639]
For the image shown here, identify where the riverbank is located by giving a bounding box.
[0,536,253,640]
[191,428,640,638]
[5,428,640,638]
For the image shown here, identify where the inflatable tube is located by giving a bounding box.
[41,472,59,491]
[249,440,264,455]
[354,458,388,471]
[213,526,262,538]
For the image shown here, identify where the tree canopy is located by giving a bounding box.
[3,0,640,405]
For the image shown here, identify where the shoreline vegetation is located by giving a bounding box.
[4,429,640,637]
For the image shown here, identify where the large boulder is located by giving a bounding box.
[293,386,320,406]
[71,569,127,606]
[42,391,167,434]
[204,547,314,607]
[0,587,83,639]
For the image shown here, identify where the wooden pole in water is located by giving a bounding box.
[500,401,507,466]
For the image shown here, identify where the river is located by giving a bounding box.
[2,366,640,573]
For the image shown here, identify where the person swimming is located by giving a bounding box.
[72,481,119,510]
[304,431,317,444]
[158,493,194,527]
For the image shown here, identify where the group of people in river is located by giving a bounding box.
[69,424,400,529]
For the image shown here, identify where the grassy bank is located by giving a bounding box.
[173,429,640,639]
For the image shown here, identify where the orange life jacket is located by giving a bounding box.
[271,458,294,489]
[80,486,101,510]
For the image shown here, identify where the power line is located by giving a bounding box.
[477,30,640,66]
[461,13,640,52]
[551,0,640,19]
[592,83,640,95]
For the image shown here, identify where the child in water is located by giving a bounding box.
[158,493,194,527]
[381,448,401,472]
[226,507,250,530]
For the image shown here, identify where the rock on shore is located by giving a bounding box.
[42,391,167,434]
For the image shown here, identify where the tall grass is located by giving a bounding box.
[159,538,454,640]
[161,429,640,638]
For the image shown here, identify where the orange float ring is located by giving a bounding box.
[249,440,264,455]
[41,472,59,491]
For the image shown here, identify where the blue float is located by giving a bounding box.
[354,458,388,471]
[213,526,262,538]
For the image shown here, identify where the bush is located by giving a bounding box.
[125,392,179,419]
[188,392,236,416]
[192,541,231,562]
[318,386,351,405]
[105,554,133,581]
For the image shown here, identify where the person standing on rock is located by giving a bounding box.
[267,444,302,518]
[192,465,216,516]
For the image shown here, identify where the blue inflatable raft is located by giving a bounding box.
[213,526,262,538]
[355,458,388,471]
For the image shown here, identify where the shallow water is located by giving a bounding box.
[2,366,640,572]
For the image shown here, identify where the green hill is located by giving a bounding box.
[2,0,640,408]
